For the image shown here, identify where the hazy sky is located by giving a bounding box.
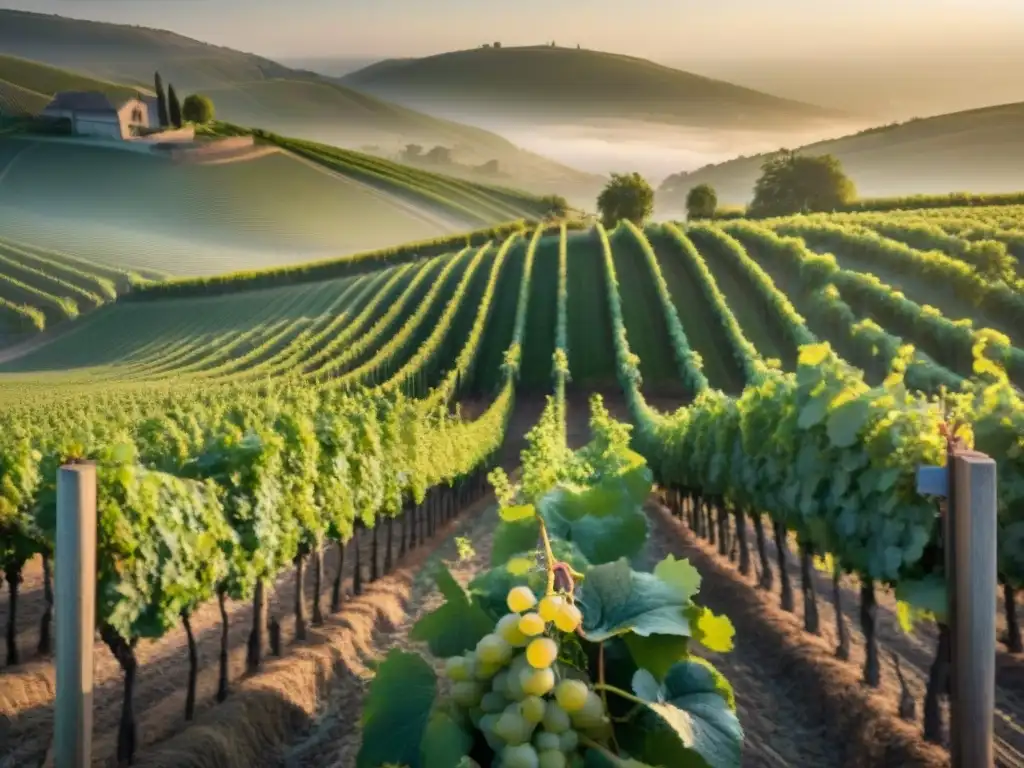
[5,0,1023,60]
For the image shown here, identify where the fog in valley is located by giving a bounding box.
[458,118,867,185]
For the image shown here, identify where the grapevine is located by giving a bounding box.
[357,396,743,768]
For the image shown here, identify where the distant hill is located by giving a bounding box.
[658,101,1024,209]
[0,54,147,117]
[341,45,845,130]
[0,10,601,197]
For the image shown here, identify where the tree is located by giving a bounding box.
[401,144,423,162]
[182,94,215,124]
[596,172,654,229]
[167,84,183,128]
[425,146,452,164]
[540,194,569,218]
[685,183,717,220]
[749,151,856,217]
[154,71,169,127]
[494,41,502,48]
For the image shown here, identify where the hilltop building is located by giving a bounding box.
[41,91,151,139]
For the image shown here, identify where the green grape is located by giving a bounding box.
[534,732,561,752]
[519,612,546,637]
[497,613,529,647]
[541,700,571,733]
[475,660,503,680]
[526,637,558,669]
[510,651,530,674]
[495,709,531,746]
[477,633,513,665]
[482,691,509,714]
[521,695,546,724]
[573,691,603,720]
[502,743,540,768]
[445,655,470,682]
[451,680,484,708]
[538,595,565,622]
[558,729,578,752]
[468,707,484,728]
[538,750,566,768]
[463,651,479,680]
[552,603,582,633]
[507,586,537,613]
[480,713,504,751]
[505,666,527,701]
[492,670,511,696]
[553,679,588,712]
[520,666,555,696]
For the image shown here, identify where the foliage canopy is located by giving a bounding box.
[597,172,655,229]
[749,152,856,217]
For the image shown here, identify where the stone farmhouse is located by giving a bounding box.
[40,91,159,139]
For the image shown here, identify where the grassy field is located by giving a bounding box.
[0,53,145,107]
[0,137,462,258]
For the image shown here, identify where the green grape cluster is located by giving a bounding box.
[444,585,608,768]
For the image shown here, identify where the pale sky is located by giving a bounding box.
[4,0,1023,60]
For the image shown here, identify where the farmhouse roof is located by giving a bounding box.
[44,91,138,113]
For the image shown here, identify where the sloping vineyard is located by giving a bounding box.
[1,206,1023,766]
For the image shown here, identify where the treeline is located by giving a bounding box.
[712,190,1024,219]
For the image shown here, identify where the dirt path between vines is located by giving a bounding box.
[0,495,488,767]
[743,513,1024,767]
[277,501,501,768]
[650,503,952,768]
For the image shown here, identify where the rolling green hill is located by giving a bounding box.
[0,10,601,197]
[0,124,554,310]
[0,54,147,111]
[340,45,844,129]
[0,137,455,270]
[658,101,1024,209]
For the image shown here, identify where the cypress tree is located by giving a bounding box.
[154,71,169,127]
[167,84,182,128]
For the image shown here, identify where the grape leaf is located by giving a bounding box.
[632,668,663,702]
[357,650,437,768]
[538,453,651,521]
[693,607,735,653]
[421,710,473,768]
[543,504,648,565]
[624,634,690,682]
[826,398,871,449]
[619,659,743,768]
[492,502,645,567]
[500,504,536,522]
[577,559,693,643]
[410,566,492,657]
[491,517,541,566]
[653,554,702,602]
